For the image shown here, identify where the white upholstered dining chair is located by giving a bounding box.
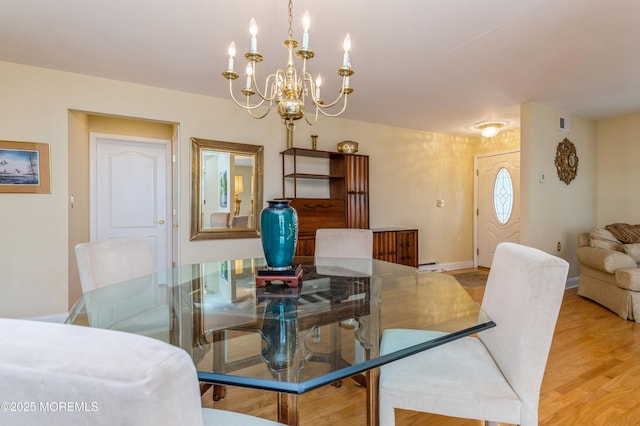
[210,212,230,228]
[379,242,569,426]
[231,214,249,228]
[75,237,155,292]
[74,237,168,341]
[0,318,284,426]
[315,228,373,258]
[314,228,374,372]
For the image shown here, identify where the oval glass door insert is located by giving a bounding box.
[493,167,513,224]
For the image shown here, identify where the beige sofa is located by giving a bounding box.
[577,225,640,322]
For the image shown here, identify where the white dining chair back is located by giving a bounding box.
[314,228,373,258]
[379,242,569,426]
[0,318,284,426]
[231,215,249,228]
[75,237,155,293]
[210,212,230,227]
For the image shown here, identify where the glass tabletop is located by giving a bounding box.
[67,256,494,394]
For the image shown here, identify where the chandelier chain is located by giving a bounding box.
[287,0,294,40]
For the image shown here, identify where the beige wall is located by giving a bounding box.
[0,60,520,318]
[597,113,640,225]
[521,102,597,276]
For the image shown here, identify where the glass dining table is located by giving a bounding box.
[66,256,494,426]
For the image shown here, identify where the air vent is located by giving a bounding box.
[559,117,570,132]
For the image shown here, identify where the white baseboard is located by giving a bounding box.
[26,313,68,323]
[565,276,579,289]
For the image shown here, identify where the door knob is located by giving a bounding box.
[156,220,165,225]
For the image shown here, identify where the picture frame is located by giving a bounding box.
[219,170,228,207]
[0,140,51,194]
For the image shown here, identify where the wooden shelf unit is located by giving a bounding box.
[281,149,418,267]
[281,148,369,256]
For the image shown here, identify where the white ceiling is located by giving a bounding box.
[1,0,639,136]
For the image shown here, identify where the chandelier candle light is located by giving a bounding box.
[222,0,354,148]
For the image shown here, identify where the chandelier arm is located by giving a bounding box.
[228,79,270,111]
[251,69,279,102]
[246,103,274,119]
[315,95,349,118]
[314,91,346,109]
[303,105,319,126]
[304,71,351,109]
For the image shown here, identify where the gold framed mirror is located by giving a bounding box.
[190,138,263,240]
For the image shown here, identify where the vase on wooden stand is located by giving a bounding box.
[260,200,298,270]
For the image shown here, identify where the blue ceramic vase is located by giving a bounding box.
[260,200,298,269]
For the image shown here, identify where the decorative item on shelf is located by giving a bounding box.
[474,121,508,138]
[555,137,578,185]
[337,140,359,154]
[311,134,318,150]
[221,0,355,148]
[259,199,299,272]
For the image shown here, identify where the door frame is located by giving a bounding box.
[473,149,520,268]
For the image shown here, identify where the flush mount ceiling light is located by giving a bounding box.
[474,121,508,138]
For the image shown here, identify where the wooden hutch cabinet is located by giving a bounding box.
[281,148,369,256]
[281,147,418,267]
[372,228,419,267]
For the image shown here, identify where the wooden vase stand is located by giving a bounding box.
[255,264,303,287]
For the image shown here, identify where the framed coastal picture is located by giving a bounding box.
[0,141,51,194]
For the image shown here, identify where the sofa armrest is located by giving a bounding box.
[615,268,640,291]
[576,246,637,274]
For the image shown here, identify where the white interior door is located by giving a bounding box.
[476,151,520,268]
[90,133,172,273]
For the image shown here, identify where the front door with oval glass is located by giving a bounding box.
[476,151,520,268]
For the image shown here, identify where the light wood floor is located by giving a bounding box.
[201,272,640,425]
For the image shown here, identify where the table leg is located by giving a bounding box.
[209,330,228,401]
[365,368,379,426]
[277,392,299,426]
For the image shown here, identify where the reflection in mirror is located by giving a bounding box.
[191,138,263,240]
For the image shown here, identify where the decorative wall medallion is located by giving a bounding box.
[554,138,578,185]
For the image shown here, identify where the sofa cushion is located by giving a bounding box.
[622,243,640,264]
[589,227,623,252]
[615,268,640,291]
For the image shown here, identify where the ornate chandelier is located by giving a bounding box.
[222,0,354,144]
